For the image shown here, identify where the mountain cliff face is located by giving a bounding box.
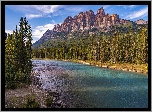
[52,7,133,32]
[33,7,148,47]
[135,19,148,24]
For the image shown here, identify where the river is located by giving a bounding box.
[32,59,148,108]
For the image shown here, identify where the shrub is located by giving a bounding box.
[45,91,53,107]
[45,98,53,107]
[6,81,18,89]
[24,96,40,108]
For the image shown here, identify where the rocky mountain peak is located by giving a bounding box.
[97,7,105,16]
[64,16,73,22]
[33,7,148,47]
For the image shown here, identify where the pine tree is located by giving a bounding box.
[5,17,33,88]
[24,19,33,84]
[5,33,16,86]
[139,26,148,64]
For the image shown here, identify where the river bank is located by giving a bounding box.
[32,58,148,75]
[5,84,49,108]
[5,82,68,108]
[5,71,69,108]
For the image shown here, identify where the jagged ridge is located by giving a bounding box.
[33,7,148,47]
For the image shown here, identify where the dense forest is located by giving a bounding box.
[32,25,148,65]
[5,17,33,89]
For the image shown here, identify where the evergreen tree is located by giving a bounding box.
[5,17,33,88]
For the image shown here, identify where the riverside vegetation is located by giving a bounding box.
[32,25,148,74]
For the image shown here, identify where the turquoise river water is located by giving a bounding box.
[32,60,148,108]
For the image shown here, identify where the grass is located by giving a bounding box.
[108,63,147,73]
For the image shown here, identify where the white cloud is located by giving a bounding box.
[32,23,55,43]
[126,7,148,19]
[64,5,87,13]
[51,20,56,24]
[5,30,13,34]
[7,5,63,19]
[103,5,110,9]
[116,5,125,7]
[5,23,55,43]
[29,5,61,14]
[116,5,137,9]
[25,14,43,19]
[126,5,137,9]
[50,5,61,13]
[128,5,136,8]
[47,15,51,18]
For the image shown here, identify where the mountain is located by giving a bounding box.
[135,19,148,24]
[33,7,148,47]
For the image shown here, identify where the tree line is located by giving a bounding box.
[32,25,148,65]
[5,17,33,89]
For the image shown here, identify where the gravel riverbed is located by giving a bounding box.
[5,60,72,108]
[30,60,77,108]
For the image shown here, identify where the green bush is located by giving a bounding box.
[5,70,30,89]
[24,96,40,108]
[45,98,53,107]
[6,81,18,89]
[45,91,53,107]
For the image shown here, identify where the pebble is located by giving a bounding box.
[30,61,75,108]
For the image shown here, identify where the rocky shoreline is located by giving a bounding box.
[31,60,91,108]
[5,60,71,108]
[30,73,69,108]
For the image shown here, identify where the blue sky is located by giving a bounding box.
[5,5,148,43]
